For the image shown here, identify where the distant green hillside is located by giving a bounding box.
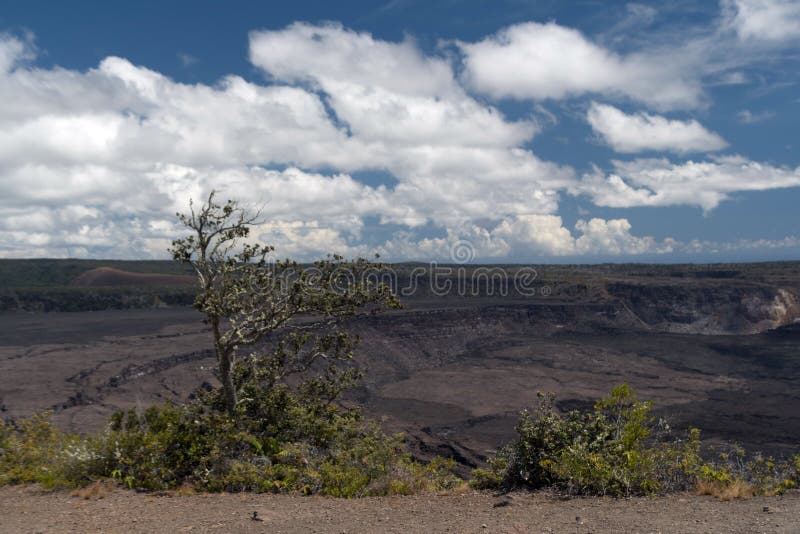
[0,259,193,289]
[0,259,197,312]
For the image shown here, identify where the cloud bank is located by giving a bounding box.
[576,156,800,212]
[0,1,798,261]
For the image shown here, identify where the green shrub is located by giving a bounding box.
[697,446,800,496]
[0,412,94,488]
[0,397,458,495]
[473,385,800,497]
[474,385,704,496]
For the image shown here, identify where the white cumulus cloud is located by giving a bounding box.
[377,215,675,259]
[587,102,728,154]
[457,22,703,109]
[575,156,800,211]
[0,28,578,259]
[248,22,575,229]
[723,0,800,42]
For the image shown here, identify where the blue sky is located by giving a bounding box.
[0,0,798,262]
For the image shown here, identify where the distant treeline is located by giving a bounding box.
[0,286,197,313]
[0,259,193,289]
[0,259,198,312]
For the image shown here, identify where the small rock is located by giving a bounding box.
[763,506,771,513]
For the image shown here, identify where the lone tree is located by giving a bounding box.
[170,192,398,417]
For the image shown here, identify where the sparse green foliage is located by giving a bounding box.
[0,413,101,488]
[474,385,704,496]
[696,445,800,497]
[474,385,800,497]
[0,403,458,495]
[169,191,399,416]
[3,385,799,498]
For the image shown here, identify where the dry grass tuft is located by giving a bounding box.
[70,481,112,500]
[173,482,198,496]
[695,479,755,500]
[443,481,473,495]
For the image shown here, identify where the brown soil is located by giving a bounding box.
[1,485,798,533]
[70,267,196,287]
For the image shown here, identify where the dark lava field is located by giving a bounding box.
[1,261,799,470]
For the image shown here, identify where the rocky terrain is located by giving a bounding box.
[1,261,799,472]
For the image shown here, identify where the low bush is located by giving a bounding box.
[473,385,800,497]
[0,412,100,488]
[695,445,799,497]
[0,395,459,496]
[6,383,797,499]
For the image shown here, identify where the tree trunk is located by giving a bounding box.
[211,316,237,416]
[218,349,237,417]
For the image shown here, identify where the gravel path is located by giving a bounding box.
[1,486,798,533]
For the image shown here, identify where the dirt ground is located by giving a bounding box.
[1,485,798,533]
